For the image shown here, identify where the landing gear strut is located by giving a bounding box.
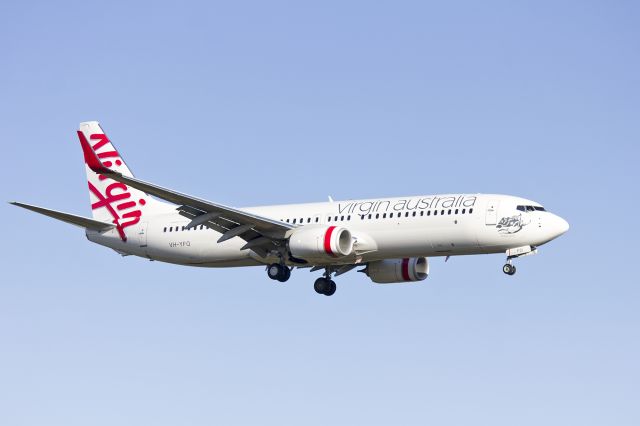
[314,268,337,296]
[267,263,291,282]
[502,245,537,276]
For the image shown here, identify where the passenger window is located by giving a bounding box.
[200,225,205,230]
[315,217,319,223]
[412,211,416,217]
[469,208,474,214]
[383,213,387,218]
[375,213,379,219]
[441,210,445,215]
[293,219,297,224]
[455,209,459,214]
[368,214,372,219]
[462,209,466,214]
[405,212,409,217]
[341,215,344,221]
[434,210,437,216]
[327,217,331,222]
[427,211,431,216]
[334,216,338,221]
[347,215,351,221]
[307,218,311,223]
[420,211,424,216]
[163,227,167,232]
[448,210,451,215]
[390,212,394,218]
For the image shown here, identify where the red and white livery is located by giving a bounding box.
[11,121,569,296]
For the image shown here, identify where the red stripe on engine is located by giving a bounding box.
[324,226,336,256]
[401,258,411,281]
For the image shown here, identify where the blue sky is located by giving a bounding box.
[1,1,638,425]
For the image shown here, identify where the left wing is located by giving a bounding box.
[79,132,294,256]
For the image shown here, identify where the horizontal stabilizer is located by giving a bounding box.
[10,202,115,232]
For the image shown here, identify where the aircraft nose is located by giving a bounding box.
[554,215,570,236]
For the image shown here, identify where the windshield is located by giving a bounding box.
[517,205,546,212]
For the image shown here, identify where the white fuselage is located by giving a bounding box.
[86,193,569,267]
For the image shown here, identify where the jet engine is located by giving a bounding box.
[288,225,354,261]
[365,257,429,284]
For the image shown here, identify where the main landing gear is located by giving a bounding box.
[267,262,338,296]
[267,263,291,282]
[314,268,337,296]
[314,277,336,296]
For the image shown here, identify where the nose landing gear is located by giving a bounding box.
[502,263,517,275]
[502,245,538,276]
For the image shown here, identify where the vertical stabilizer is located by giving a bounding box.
[77,121,168,241]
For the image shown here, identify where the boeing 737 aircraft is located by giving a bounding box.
[12,122,569,296]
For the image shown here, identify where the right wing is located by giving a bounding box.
[10,201,115,232]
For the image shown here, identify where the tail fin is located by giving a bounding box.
[78,121,169,241]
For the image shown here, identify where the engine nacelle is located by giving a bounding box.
[288,225,354,261]
[366,257,429,284]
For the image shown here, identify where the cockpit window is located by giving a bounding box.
[517,205,546,212]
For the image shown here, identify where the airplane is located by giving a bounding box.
[11,121,569,296]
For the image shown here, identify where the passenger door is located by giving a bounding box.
[485,200,500,225]
[138,221,148,255]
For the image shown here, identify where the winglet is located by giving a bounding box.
[77,130,112,174]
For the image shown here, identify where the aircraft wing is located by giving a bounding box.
[79,134,294,255]
[10,201,115,232]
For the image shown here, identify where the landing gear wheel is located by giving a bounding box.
[325,280,337,296]
[313,278,336,296]
[278,267,291,282]
[268,263,291,282]
[502,264,516,275]
[314,277,327,294]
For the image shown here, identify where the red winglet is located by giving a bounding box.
[77,130,110,174]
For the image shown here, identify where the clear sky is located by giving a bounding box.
[1,1,639,425]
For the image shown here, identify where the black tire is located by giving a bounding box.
[268,263,281,280]
[314,278,327,294]
[502,264,513,275]
[324,280,337,296]
[508,265,517,276]
[277,267,291,282]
